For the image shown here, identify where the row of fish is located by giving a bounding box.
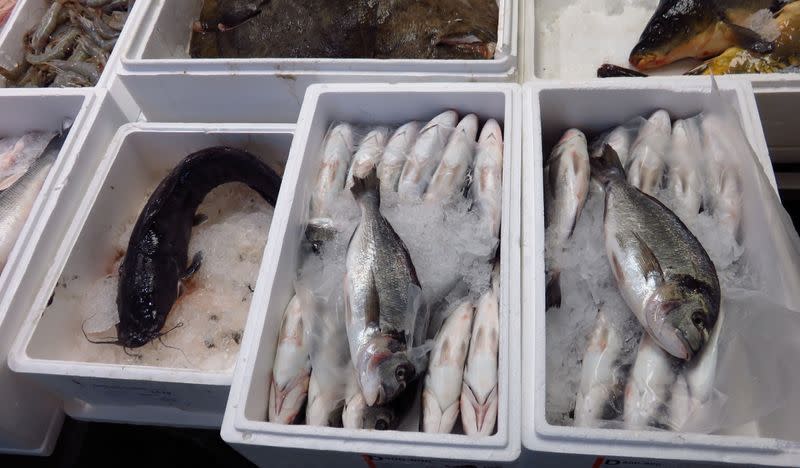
[600,0,800,76]
[545,106,745,430]
[0,0,133,88]
[190,0,498,60]
[268,111,503,436]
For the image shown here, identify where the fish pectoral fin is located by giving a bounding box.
[721,19,775,54]
[630,232,664,286]
[364,269,381,327]
[182,251,204,281]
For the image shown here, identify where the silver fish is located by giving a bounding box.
[345,127,389,190]
[461,264,499,436]
[627,110,671,196]
[268,295,311,424]
[0,130,65,271]
[471,119,504,239]
[310,123,354,221]
[545,128,590,246]
[702,115,743,244]
[623,334,679,429]
[606,126,633,167]
[422,299,474,433]
[666,119,704,220]
[378,122,420,193]
[574,307,626,427]
[342,368,398,430]
[345,168,428,406]
[591,145,721,361]
[398,110,458,199]
[424,114,478,202]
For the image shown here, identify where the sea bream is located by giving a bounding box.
[471,119,504,240]
[0,128,67,272]
[345,127,389,190]
[626,110,671,197]
[422,299,474,433]
[344,168,429,406]
[629,0,785,70]
[398,110,458,199]
[591,145,721,361]
[269,294,311,424]
[424,114,478,202]
[378,121,420,193]
[461,263,499,436]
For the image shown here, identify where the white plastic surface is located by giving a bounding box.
[220,83,522,467]
[528,0,800,93]
[0,0,150,89]
[0,88,98,455]
[9,122,295,429]
[521,78,798,467]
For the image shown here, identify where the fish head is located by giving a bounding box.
[629,0,718,70]
[362,405,397,431]
[358,350,416,406]
[645,287,718,361]
[116,324,155,348]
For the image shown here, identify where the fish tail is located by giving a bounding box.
[350,167,380,200]
[590,144,625,185]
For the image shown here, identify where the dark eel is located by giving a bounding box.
[115,146,281,348]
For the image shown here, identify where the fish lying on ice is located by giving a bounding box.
[623,334,680,429]
[269,294,311,424]
[345,168,429,406]
[626,110,671,196]
[424,114,478,202]
[591,145,721,361]
[471,119,504,240]
[342,368,399,430]
[422,299,474,433]
[378,122,420,194]
[701,115,744,244]
[310,123,354,221]
[461,264,499,436]
[398,110,458,199]
[666,119,704,220]
[345,127,389,190]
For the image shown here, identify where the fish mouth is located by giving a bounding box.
[672,329,695,361]
[629,51,664,70]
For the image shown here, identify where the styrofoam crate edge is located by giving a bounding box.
[221,82,522,463]
[520,78,800,467]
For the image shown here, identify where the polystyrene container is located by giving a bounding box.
[527,0,800,92]
[520,78,798,467]
[0,0,150,88]
[9,122,294,429]
[0,88,100,455]
[220,82,522,467]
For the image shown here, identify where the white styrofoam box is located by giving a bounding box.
[9,122,295,429]
[0,0,150,89]
[521,77,797,467]
[220,82,522,467]
[528,0,800,92]
[0,87,101,455]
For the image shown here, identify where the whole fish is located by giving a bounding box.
[471,119,504,239]
[545,129,590,309]
[591,145,721,361]
[461,264,499,436]
[701,116,743,243]
[398,111,458,199]
[116,147,281,348]
[310,123,355,220]
[422,299,474,433]
[627,110,671,196]
[345,168,428,406]
[623,334,680,429]
[342,368,398,430]
[605,126,633,167]
[269,295,311,424]
[424,114,478,202]
[666,119,704,220]
[378,122,420,193]
[629,0,782,70]
[574,307,626,427]
[0,130,66,272]
[345,128,389,190]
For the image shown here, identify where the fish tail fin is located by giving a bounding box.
[590,144,625,185]
[350,167,381,200]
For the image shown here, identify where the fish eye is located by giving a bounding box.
[691,311,705,330]
[375,419,388,430]
[395,366,406,381]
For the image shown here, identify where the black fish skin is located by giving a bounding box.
[116,147,281,348]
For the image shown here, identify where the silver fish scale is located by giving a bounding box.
[346,192,421,351]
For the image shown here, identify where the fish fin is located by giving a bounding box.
[182,252,203,280]
[545,270,562,309]
[630,232,664,285]
[192,213,208,226]
[724,22,775,54]
[350,167,380,200]
[364,269,381,328]
[589,145,625,185]
[0,171,24,191]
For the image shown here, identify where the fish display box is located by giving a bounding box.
[519,78,800,467]
[0,0,149,89]
[0,88,102,455]
[528,0,800,92]
[8,120,295,429]
[219,83,521,467]
[113,0,518,123]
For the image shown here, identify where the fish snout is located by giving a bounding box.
[629,49,662,70]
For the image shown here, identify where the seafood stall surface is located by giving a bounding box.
[190,0,499,60]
